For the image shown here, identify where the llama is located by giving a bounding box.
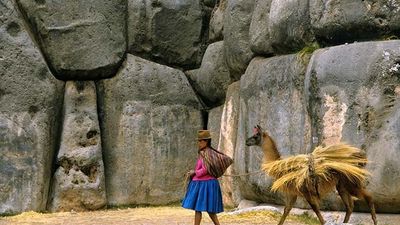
[245,125,377,225]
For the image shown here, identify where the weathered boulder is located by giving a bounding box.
[188,41,232,107]
[217,81,241,206]
[48,81,106,212]
[235,55,312,204]
[249,0,273,55]
[305,40,400,213]
[0,0,64,214]
[209,1,226,42]
[269,0,314,53]
[310,0,400,45]
[16,0,126,80]
[97,54,203,206]
[223,0,255,80]
[127,0,206,68]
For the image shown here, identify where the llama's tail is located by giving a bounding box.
[262,143,369,194]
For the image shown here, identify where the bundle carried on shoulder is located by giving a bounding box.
[201,147,233,178]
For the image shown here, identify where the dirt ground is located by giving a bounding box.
[0,206,314,225]
[0,205,398,225]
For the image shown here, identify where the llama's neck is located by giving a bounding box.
[261,133,281,162]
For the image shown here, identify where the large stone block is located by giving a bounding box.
[269,0,314,53]
[249,0,273,55]
[217,81,241,206]
[187,41,232,107]
[310,0,400,45]
[0,0,64,214]
[16,0,126,80]
[97,54,203,206]
[128,0,206,68]
[48,81,106,212]
[305,40,400,213]
[223,0,255,80]
[236,55,311,204]
[209,2,226,42]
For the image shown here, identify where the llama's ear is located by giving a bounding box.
[256,125,262,131]
[253,126,258,134]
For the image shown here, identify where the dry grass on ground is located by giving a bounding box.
[0,205,319,225]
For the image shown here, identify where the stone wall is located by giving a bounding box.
[1,0,400,215]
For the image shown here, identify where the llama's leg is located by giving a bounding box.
[359,189,377,225]
[278,194,297,225]
[303,194,324,225]
[337,183,354,223]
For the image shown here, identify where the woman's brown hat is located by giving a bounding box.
[197,130,211,140]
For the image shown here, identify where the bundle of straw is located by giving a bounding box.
[262,143,370,194]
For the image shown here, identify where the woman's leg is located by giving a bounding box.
[195,211,202,225]
[208,212,220,225]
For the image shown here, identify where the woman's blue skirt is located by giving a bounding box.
[182,179,223,213]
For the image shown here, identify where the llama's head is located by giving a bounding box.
[245,125,263,146]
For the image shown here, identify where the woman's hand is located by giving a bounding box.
[187,170,195,178]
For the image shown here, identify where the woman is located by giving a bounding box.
[182,130,223,225]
